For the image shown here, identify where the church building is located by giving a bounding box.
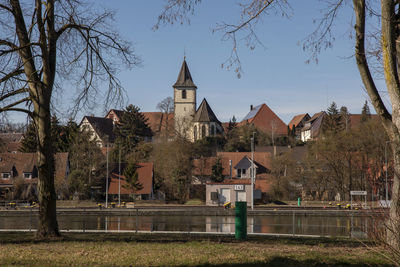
[173,58,223,141]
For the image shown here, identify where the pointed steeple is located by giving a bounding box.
[193,98,220,123]
[173,58,197,88]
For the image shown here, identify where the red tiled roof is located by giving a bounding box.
[288,114,310,130]
[108,162,153,195]
[240,104,287,136]
[221,122,230,133]
[193,152,271,177]
[142,112,174,135]
[0,133,24,143]
[207,179,251,185]
[348,114,380,128]
[0,142,22,153]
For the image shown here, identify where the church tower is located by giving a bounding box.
[173,58,197,137]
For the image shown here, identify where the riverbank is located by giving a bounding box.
[0,232,393,266]
[0,205,383,217]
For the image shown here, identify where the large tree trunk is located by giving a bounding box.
[388,136,400,249]
[34,89,59,238]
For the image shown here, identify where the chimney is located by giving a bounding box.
[250,105,253,111]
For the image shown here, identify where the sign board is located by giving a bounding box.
[379,200,391,208]
[350,191,367,196]
[234,184,244,191]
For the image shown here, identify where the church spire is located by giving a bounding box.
[173,58,197,89]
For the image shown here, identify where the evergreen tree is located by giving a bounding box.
[114,105,153,157]
[323,102,344,134]
[123,162,143,195]
[20,123,38,152]
[20,117,79,153]
[68,130,105,199]
[227,115,237,132]
[211,157,224,182]
[361,100,371,123]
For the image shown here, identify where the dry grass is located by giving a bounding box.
[0,233,393,266]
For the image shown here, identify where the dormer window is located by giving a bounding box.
[2,173,11,179]
[182,89,187,99]
[237,168,246,178]
[24,173,32,179]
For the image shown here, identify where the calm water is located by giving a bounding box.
[0,213,372,237]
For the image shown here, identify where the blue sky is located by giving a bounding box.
[10,1,388,124]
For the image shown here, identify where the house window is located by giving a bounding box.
[201,125,206,138]
[2,173,11,179]
[182,90,187,99]
[194,125,197,140]
[24,173,32,179]
[210,125,215,136]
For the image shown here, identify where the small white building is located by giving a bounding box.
[206,179,252,206]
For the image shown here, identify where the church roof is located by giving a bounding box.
[173,58,197,88]
[193,98,220,123]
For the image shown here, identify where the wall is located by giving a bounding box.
[206,183,252,206]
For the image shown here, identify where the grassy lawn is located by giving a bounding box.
[0,233,394,266]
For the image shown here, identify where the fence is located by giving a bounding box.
[0,209,371,239]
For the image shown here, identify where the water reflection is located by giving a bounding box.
[0,213,371,238]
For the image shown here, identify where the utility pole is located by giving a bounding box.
[251,132,256,210]
[106,142,109,208]
[118,146,121,207]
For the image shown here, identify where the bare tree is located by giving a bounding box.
[156,96,174,114]
[0,0,139,237]
[156,96,174,139]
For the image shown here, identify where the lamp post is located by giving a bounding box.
[106,142,109,208]
[251,132,256,211]
[118,146,121,207]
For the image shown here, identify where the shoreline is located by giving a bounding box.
[0,205,382,216]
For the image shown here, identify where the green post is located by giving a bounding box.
[298,197,301,207]
[235,201,247,240]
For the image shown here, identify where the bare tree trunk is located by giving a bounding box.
[34,88,59,237]
[388,142,400,249]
